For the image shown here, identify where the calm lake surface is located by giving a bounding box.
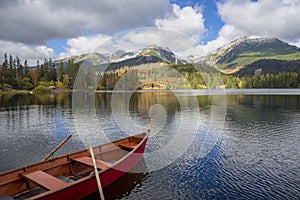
[0,90,299,199]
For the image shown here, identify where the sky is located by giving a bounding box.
[1,0,300,65]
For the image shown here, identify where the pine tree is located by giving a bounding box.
[36,60,41,82]
[57,61,65,82]
[49,63,57,81]
[6,54,15,86]
[3,53,8,69]
[16,56,24,79]
[9,54,13,70]
[43,58,49,81]
[24,59,29,78]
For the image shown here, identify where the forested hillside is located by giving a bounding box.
[0,54,80,91]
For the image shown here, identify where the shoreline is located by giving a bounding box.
[96,88,300,95]
[0,89,72,95]
[1,88,300,95]
[222,88,300,95]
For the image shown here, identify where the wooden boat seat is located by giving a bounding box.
[71,156,112,170]
[119,142,138,150]
[20,170,68,191]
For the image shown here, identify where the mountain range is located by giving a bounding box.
[209,36,300,75]
[57,36,300,76]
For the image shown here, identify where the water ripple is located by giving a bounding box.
[0,93,299,199]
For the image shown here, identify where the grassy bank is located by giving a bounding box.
[0,90,33,95]
[0,89,72,96]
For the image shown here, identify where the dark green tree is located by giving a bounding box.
[57,61,65,82]
[24,59,29,78]
[49,63,57,81]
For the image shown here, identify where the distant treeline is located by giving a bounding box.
[223,72,300,88]
[0,53,80,91]
[98,64,300,90]
[236,59,300,76]
[1,54,300,91]
[171,64,300,89]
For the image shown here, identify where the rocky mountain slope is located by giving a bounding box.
[209,36,300,74]
[56,45,181,71]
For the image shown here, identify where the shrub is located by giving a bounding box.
[24,82,34,90]
[33,85,51,93]
[1,83,13,91]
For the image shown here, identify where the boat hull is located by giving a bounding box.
[0,131,149,200]
[36,138,147,200]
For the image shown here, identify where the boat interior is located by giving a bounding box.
[0,133,146,200]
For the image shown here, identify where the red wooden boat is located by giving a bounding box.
[0,131,150,200]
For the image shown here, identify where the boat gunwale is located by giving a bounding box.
[0,131,148,176]
[0,131,150,199]
[53,130,149,189]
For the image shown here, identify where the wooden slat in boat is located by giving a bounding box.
[119,142,138,150]
[20,171,68,191]
[71,156,112,170]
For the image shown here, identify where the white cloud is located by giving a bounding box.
[60,27,207,60]
[289,39,300,48]
[2,0,300,62]
[0,40,55,66]
[204,25,246,53]
[155,4,206,41]
[217,0,300,40]
[59,34,110,58]
[1,1,207,61]
[59,5,207,58]
[0,0,171,44]
[0,0,175,62]
[117,28,207,57]
[200,0,300,54]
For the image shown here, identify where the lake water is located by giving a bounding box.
[0,90,299,199]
